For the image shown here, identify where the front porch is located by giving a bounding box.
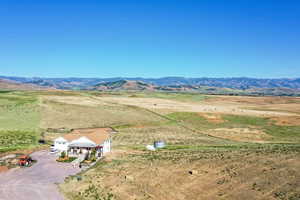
[67,146,103,159]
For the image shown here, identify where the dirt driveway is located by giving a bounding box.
[0,150,81,200]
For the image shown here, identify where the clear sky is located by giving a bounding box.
[0,0,299,78]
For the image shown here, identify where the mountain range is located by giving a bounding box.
[0,75,300,96]
[0,78,48,91]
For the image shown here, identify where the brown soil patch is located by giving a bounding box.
[198,113,225,123]
[206,96,300,115]
[0,166,9,173]
[205,95,300,105]
[269,116,300,126]
[206,128,272,143]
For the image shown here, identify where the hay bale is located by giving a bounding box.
[125,175,134,181]
[188,170,198,175]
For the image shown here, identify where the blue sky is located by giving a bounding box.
[0,0,299,78]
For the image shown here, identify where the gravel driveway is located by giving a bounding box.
[0,150,81,200]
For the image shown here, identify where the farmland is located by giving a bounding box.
[0,91,40,152]
[1,90,300,199]
[61,145,300,200]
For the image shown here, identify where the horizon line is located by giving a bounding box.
[0,75,299,80]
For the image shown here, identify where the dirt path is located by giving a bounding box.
[0,150,81,200]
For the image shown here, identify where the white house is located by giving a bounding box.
[53,128,112,157]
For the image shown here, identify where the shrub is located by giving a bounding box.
[60,151,67,159]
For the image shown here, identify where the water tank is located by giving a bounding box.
[154,141,166,149]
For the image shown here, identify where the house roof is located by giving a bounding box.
[62,128,112,145]
[69,136,96,148]
[55,137,68,142]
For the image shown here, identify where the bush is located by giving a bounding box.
[0,131,39,153]
[57,157,77,163]
[88,149,97,162]
[60,151,67,159]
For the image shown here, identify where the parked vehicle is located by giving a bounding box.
[18,155,33,166]
[50,145,58,154]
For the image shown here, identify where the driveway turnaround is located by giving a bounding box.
[0,150,81,200]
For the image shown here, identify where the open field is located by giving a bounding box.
[40,95,166,129]
[1,90,300,199]
[0,91,40,152]
[166,112,300,143]
[112,123,234,147]
[205,95,300,115]
[61,145,300,200]
[0,91,40,131]
[97,95,295,117]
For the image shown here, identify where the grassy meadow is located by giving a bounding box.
[166,112,300,143]
[1,90,300,199]
[87,91,209,102]
[2,90,300,151]
[0,91,40,152]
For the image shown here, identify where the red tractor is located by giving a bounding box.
[18,155,33,166]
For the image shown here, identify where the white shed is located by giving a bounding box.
[54,137,69,152]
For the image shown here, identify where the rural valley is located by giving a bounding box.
[0,85,299,200]
[1,1,300,199]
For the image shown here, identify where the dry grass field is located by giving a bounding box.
[61,145,300,200]
[97,95,296,117]
[1,90,300,199]
[112,123,233,147]
[57,92,300,200]
[205,95,300,115]
[40,95,166,130]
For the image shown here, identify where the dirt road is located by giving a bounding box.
[0,150,80,200]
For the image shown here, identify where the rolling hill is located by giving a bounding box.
[1,76,299,90]
[0,79,51,91]
[0,75,300,95]
[93,80,157,91]
[90,80,300,96]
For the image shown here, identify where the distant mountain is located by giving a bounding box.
[0,79,49,91]
[90,80,300,96]
[0,75,299,95]
[1,76,299,90]
[93,80,157,91]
